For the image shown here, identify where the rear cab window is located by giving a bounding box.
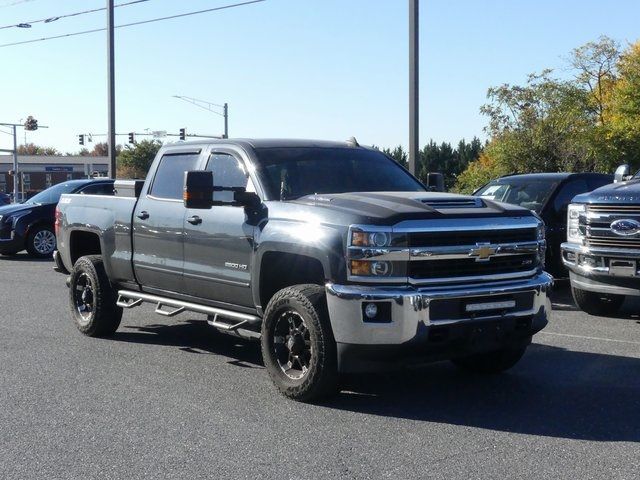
[149,153,201,200]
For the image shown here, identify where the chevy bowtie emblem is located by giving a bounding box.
[469,243,497,261]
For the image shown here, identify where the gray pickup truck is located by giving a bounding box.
[55,138,552,401]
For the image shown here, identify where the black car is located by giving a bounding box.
[0,193,10,205]
[474,173,613,276]
[0,179,114,258]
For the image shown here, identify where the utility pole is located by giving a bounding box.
[107,0,116,178]
[409,0,419,176]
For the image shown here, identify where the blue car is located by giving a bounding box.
[0,179,114,258]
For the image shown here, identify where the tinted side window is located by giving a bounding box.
[79,183,114,195]
[150,153,200,199]
[206,153,248,203]
[553,179,589,213]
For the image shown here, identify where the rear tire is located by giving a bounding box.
[571,287,625,315]
[261,284,338,402]
[69,255,122,337]
[452,344,528,374]
[26,225,56,258]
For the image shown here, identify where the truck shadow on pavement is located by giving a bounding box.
[114,318,639,442]
[330,343,640,443]
[116,320,264,368]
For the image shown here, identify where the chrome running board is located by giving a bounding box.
[116,289,261,335]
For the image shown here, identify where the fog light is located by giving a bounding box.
[364,303,378,319]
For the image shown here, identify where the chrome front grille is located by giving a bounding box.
[408,254,537,280]
[347,217,544,285]
[409,228,537,248]
[584,205,640,249]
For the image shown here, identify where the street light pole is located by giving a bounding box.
[223,103,229,139]
[409,0,419,176]
[12,125,18,202]
[107,0,116,178]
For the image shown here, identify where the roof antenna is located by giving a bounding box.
[346,136,359,147]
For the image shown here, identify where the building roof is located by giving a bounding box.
[0,155,108,165]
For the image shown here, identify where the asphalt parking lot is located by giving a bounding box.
[1,255,639,479]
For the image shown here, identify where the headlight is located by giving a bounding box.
[567,204,585,243]
[348,225,407,279]
[350,229,392,247]
[3,210,31,228]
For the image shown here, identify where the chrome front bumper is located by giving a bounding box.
[561,242,640,296]
[325,271,553,346]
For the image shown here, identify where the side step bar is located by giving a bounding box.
[116,290,261,340]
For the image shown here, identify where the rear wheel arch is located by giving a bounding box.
[69,230,103,266]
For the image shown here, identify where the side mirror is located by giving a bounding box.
[234,190,261,209]
[183,170,213,209]
[614,164,630,183]
[426,172,445,192]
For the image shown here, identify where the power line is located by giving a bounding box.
[0,0,38,9]
[0,0,266,48]
[0,0,151,30]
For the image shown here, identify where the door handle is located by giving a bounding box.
[187,215,202,225]
[137,211,149,220]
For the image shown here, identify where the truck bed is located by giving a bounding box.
[57,193,137,285]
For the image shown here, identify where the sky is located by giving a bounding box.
[1,0,640,155]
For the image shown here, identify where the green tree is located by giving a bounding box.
[381,145,408,168]
[116,139,161,178]
[16,143,60,155]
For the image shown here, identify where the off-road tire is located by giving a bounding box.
[261,284,338,402]
[571,287,625,316]
[451,344,528,374]
[69,255,122,337]
[26,225,56,258]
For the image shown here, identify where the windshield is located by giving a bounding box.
[254,147,426,200]
[25,182,81,205]
[475,179,558,213]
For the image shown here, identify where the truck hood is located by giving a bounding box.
[282,191,534,225]
[573,178,640,204]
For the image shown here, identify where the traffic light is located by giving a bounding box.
[179,128,186,141]
[78,134,85,146]
[23,116,38,131]
[128,132,135,144]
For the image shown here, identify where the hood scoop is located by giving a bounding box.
[420,197,484,209]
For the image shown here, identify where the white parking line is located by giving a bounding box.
[539,331,640,346]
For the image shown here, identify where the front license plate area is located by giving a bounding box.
[429,292,534,321]
[609,259,636,277]
[465,300,516,313]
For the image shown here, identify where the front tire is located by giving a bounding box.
[571,287,625,315]
[26,225,56,258]
[69,255,122,337]
[452,344,528,374]
[261,284,338,402]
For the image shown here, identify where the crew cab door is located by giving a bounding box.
[182,149,255,307]
[132,149,202,292]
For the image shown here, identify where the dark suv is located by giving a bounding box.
[475,173,612,276]
[0,179,114,258]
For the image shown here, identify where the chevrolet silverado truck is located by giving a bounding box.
[55,138,552,401]
[562,165,640,315]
